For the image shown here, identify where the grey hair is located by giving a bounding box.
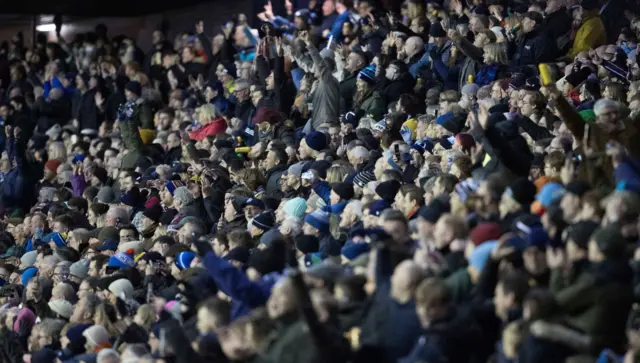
[593,99,620,116]
[107,207,129,223]
[350,146,371,162]
[38,318,66,337]
[282,217,303,237]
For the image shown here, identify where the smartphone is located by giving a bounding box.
[394,144,401,161]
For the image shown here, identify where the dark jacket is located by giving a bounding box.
[542,7,573,58]
[32,96,72,132]
[266,164,288,197]
[399,306,482,363]
[340,70,359,112]
[354,90,386,121]
[511,27,554,67]
[553,259,633,354]
[376,72,416,107]
[2,136,35,212]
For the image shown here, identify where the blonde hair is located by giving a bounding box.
[134,304,157,330]
[325,164,351,183]
[483,43,508,65]
[197,103,222,125]
[504,14,523,30]
[48,142,67,162]
[407,0,424,21]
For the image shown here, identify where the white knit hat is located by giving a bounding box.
[108,279,134,300]
[83,325,110,347]
[48,299,73,319]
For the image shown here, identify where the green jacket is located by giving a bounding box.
[444,268,474,304]
[120,99,153,169]
[552,264,632,354]
[263,319,320,363]
[356,91,386,121]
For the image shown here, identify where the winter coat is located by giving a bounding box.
[553,92,640,188]
[360,248,423,361]
[567,14,607,60]
[265,164,287,197]
[543,7,573,58]
[354,91,386,121]
[339,70,358,112]
[511,27,554,67]
[399,306,482,363]
[202,252,272,319]
[376,73,416,107]
[553,260,633,354]
[188,118,226,141]
[32,96,72,132]
[444,268,474,304]
[309,44,341,128]
[2,137,35,212]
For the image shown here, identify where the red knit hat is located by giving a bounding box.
[470,223,502,246]
[252,107,284,125]
[45,159,62,174]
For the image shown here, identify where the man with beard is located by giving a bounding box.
[352,65,385,121]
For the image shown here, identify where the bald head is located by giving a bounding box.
[404,37,425,58]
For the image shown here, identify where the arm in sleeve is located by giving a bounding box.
[311,180,331,205]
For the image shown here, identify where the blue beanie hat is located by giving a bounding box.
[42,232,67,248]
[66,324,91,343]
[526,227,550,251]
[165,181,185,196]
[358,65,376,85]
[21,267,38,286]
[108,251,135,270]
[304,210,331,234]
[284,197,307,219]
[305,131,328,152]
[367,199,390,217]
[175,251,196,270]
[468,241,497,272]
[341,242,370,260]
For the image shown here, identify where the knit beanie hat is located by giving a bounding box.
[165,181,185,196]
[175,251,196,270]
[304,210,331,234]
[331,182,354,201]
[108,278,134,300]
[253,107,284,125]
[83,325,110,347]
[107,251,135,270]
[44,159,62,174]
[125,81,142,96]
[70,259,90,279]
[48,299,73,319]
[507,178,537,206]
[21,267,38,285]
[305,131,328,152]
[461,83,480,96]
[252,212,275,231]
[468,241,498,272]
[20,250,37,267]
[566,221,600,250]
[66,324,90,346]
[248,248,285,276]
[367,199,391,217]
[436,112,465,135]
[284,197,307,219]
[430,23,446,37]
[143,204,163,223]
[98,226,120,243]
[173,186,195,205]
[592,226,628,259]
[375,180,402,204]
[418,198,451,223]
[470,223,502,246]
[341,242,370,260]
[295,235,320,254]
[96,187,117,204]
[358,65,376,85]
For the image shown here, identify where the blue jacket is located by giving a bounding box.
[614,155,640,193]
[202,252,272,319]
[329,12,351,43]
